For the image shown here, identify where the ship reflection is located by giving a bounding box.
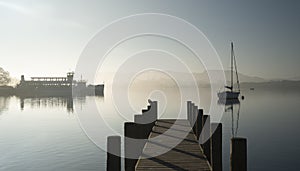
[19,96,76,113]
[218,98,241,137]
[0,96,10,115]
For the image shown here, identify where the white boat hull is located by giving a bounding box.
[218,91,240,99]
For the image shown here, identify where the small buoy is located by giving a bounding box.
[241,96,245,100]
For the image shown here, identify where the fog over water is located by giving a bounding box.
[0,85,299,171]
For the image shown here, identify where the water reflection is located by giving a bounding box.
[218,99,241,137]
[19,96,75,113]
[0,95,92,114]
[0,96,10,115]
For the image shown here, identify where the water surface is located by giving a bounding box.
[0,88,299,171]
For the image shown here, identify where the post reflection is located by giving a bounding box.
[218,99,241,137]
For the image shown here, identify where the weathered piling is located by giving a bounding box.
[196,109,203,140]
[124,100,158,171]
[107,136,121,171]
[192,103,195,125]
[202,115,211,163]
[187,101,191,126]
[134,115,155,140]
[192,105,198,134]
[188,102,193,125]
[211,123,222,171]
[124,122,140,171]
[231,138,247,171]
[124,122,151,171]
[134,101,157,138]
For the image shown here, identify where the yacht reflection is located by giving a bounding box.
[218,98,241,137]
[218,98,240,105]
[19,96,74,113]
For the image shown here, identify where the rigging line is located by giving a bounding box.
[233,44,240,92]
[231,42,234,92]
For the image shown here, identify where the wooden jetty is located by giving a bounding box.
[106,100,247,171]
[135,119,211,171]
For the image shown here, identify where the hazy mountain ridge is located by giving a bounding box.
[240,80,300,90]
[195,70,267,83]
[133,70,267,84]
[130,70,300,89]
[287,76,300,81]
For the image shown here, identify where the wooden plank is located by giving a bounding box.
[136,119,211,171]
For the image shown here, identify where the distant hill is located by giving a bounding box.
[195,70,267,84]
[127,70,267,87]
[241,80,300,90]
[106,70,300,91]
[287,76,300,81]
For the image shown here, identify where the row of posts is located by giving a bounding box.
[106,100,157,171]
[187,101,247,171]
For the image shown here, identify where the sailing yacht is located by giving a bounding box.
[218,42,240,99]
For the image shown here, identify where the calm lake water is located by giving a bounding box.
[0,87,299,171]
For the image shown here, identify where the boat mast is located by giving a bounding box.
[232,43,240,92]
[231,42,233,92]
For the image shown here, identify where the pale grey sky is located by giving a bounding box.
[0,0,299,81]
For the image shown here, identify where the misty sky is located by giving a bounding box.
[0,0,299,81]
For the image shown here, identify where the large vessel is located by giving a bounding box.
[72,76,104,96]
[218,42,240,99]
[15,72,104,97]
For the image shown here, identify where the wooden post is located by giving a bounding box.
[193,105,198,134]
[107,136,121,171]
[196,109,203,140]
[149,100,158,121]
[211,123,222,171]
[124,121,151,171]
[187,101,191,124]
[191,103,196,125]
[188,103,192,125]
[231,138,247,171]
[202,115,211,163]
[124,122,138,171]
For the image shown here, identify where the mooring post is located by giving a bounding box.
[124,122,138,171]
[231,138,247,171]
[191,103,194,125]
[107,136,121,171]
[193,105,198,134]
[196,109,203,140]
[189,103,192,125]
[192,103,196,127]
[148,100,158,121]
[202,115,211,163]
[187,101,191,124]
[134,115,148,139]
[211,123,222,171]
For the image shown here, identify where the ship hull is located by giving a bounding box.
[15,86,72,97]
[217,91,240,99]
[95,84,104,96]
[72,84,104,96]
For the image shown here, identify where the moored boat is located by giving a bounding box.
[218,42,241,99]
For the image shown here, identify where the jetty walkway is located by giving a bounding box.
[106,100,247,171]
